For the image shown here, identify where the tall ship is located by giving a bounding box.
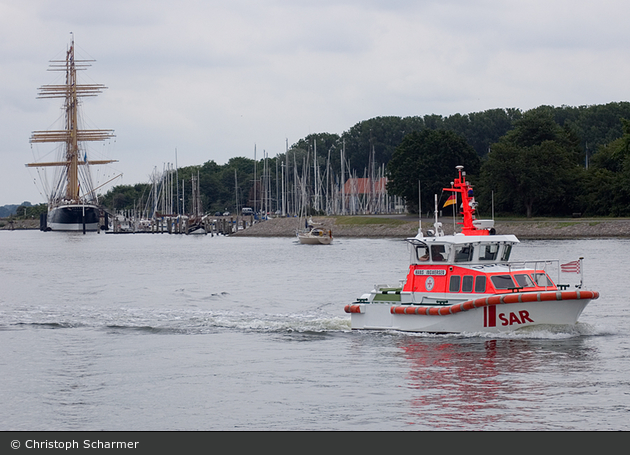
[345,165,599,333]
[26,37,117,232]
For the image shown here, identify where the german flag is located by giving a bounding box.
[443,194,456,208]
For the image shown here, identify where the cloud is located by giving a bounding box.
[2,0,630,205]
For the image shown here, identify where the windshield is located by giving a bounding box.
[454,244,474,262]
[479,243,499,261]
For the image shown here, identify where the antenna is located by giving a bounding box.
[418,180,422,235]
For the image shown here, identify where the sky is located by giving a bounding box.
[2,0,630,206]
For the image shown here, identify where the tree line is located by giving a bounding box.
[99,102,630,218]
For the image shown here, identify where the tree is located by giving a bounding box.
[386,129,480,213]
[14,203,47,219]
[478,110,583,217]
[340,117,424,173]
[577,118,630,216]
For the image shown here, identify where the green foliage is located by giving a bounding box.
[337,110,518,174]
[13,203,48,219]
[340,117,425,173]
[478,110,583,218]
[333,216,407,226]
[551,102,630,155]
[100,183,152,212]
[576,118,630,216]
[98,102,630,218]
[386,129,480,213]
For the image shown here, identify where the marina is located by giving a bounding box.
[108,213,253,236]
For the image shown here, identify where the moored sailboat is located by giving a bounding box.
[26,36,117,232]
[297,217,333,245]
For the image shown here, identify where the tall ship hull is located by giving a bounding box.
[46,204,101,232]
[26,35,118,232]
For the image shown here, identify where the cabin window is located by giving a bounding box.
[490,274,516,289]
[532,273,554,287]
[514,274,536,288]
[501,244,512,262]
[454,244,474,262]
[430,244,448,262]
[416,245,430,262]
[462,275,474,293]
[474,275,486,293]
[479,244,499,261]
[449,275,461,292]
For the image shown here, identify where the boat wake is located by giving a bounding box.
[3,307,352,336]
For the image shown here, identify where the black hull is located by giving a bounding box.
[46,205,100,231]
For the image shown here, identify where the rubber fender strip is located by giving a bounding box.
[344,304,364,314]
[389,290,599,316]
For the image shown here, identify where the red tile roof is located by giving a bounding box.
[343,177,388,194]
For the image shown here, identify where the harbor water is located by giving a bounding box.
[0,230,628,431]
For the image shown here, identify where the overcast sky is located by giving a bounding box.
[2,0,629,206]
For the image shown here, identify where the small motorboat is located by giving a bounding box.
[297,217,333,245]
[345,165,599,333]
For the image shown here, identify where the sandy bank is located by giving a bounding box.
[231,216,630,239]
[0,218,39,230]
[4,215,629,239]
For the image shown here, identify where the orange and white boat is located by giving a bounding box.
[345,165,599,333]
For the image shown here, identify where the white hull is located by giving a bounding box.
[346,290,597,333]
[47,221,100,231]
[297,227,333,245]
[298,234,333,245]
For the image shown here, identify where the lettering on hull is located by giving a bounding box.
[484,306,534,327]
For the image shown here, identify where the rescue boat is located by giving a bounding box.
[345,165,599,333]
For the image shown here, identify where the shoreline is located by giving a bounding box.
[230,215,630,239]
[0,218,39,231]
[3,215,630,239]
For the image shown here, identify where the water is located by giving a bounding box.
[0,231,628,430]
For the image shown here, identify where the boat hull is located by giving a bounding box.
[298,234,333,245]
[345,290,598,333]
[47,205,100,232]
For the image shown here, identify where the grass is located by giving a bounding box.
[554,222,579,229]
[333,216,409,226]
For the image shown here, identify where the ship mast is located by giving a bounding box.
[26,36,116,203]
[443,165,491,236]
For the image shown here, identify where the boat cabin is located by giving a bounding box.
[409,236,517,265]
[403,235,558,297]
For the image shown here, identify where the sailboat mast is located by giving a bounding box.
[27,36,116,204]
[66,40,80,201]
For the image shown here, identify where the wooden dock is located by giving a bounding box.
[106,215,255,235]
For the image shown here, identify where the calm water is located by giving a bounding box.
[0,230,628,431]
